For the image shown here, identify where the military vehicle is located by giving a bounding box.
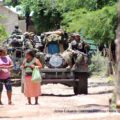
[4,30,89,95]
[38,30,89,95]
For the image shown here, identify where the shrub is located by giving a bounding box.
[89,51,108,76]
[0,25,8,43]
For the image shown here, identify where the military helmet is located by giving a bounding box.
[15,25,19,29]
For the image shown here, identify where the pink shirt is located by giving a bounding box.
[0,55,12,80]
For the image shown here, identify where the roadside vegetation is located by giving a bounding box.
[89,51,108,76]
[0,16,8,42]
[0,25,8,42]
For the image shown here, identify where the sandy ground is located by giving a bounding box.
[0,76,120,120]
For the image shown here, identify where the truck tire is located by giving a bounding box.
[74,83,79,95]
[73,73,88,95]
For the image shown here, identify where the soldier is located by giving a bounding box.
[36,44,45,67]
[68,34,89,69]
[68,33,80,50]
[29,32,40,48]
[70,33,90,54]
[32,33,40,44]
[78,42,90,54]
[23,32,33,50]
[12,25,22,35]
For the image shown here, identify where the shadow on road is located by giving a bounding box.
[88,82,113,88]
[75,104,109,113]
[89,90,113,95]
[42,89,113,97]
[42,93,75,97]
[0,116,23,119]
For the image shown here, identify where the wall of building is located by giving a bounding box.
[0,5,26,34]
[18,20,26,33]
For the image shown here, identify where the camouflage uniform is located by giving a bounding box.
[36,52,45,67]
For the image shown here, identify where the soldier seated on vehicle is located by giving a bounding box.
[69,33,90,54]
[64,39,88,69]
[61,31,69,50]
[30,32,40,44]
[12,25,22,35]
[36,44,45,67]
[27,32,40,49]
[61,49,74,69]
[78,42,90,54]
[29,32,36,48]
[23,32,33,50]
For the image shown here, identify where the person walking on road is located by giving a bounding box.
[0,47,13,105]
[21,49,42,105]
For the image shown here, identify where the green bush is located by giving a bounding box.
[89,51,108,76]
[0,25,8,43]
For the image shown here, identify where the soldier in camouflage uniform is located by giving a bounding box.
[36,44,45,67]
[23,32,33,50]
[12,25,22,35]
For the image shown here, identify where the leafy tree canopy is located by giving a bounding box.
[21,0,62,33]
[57,0,117,12]
[62,4,117,44]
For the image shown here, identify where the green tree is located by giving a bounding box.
[32,0,62,33]
[96,0,117,9]
[57,0,117,12]
[4,0,20,6]
[62,5,117,45]
[21,0,62,33]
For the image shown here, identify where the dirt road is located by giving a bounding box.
[0,76,120,120]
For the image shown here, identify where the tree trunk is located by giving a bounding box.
[107,42,113,75]
[25,7,30,31]
[115,0,120,107]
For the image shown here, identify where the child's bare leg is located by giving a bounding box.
[0,93,3,105]
[7,91,12,105]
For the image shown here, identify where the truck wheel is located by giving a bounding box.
[73,73,88,95]
[73,83,79,95]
